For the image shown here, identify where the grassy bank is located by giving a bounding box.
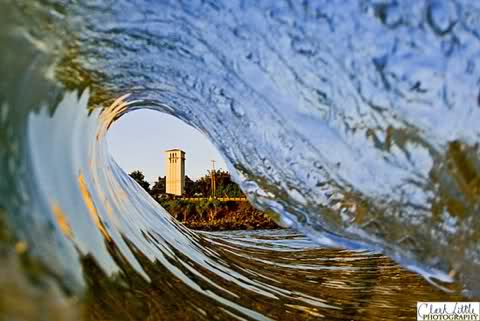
[159,199,280,231]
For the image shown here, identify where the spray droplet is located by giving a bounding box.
[427,0,457,36]
[230,103,245,118]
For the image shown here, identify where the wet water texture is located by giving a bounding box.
[1,1,480,320]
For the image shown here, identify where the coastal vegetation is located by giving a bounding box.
[128,170,279,230]
[128,169,243,198]
[160,199,278,231]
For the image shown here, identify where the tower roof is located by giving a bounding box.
[165,148,185,153]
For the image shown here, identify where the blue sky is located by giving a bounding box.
[107,110,227,183]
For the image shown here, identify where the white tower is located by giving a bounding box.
[165,149,185,196]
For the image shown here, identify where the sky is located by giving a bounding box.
[107,110,227,183]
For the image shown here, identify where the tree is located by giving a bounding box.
[191,174,211,197]
[150,176,166,199]
[190,170,244,198]
[184,175,195,197]
[215,170,243,197]
[129,170,150,193]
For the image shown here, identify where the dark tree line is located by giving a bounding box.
[128,169,244,199]
[128,170,151,192]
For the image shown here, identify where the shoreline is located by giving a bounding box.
[158,199,281,231]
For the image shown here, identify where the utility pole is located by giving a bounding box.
[210,160,216,198]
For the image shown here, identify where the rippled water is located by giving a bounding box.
[1,0,480,320]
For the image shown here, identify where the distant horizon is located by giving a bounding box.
[107,110,228,183]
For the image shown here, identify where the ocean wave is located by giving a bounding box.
[1,1,479,320]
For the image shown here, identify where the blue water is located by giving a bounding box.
[0,1,479,320]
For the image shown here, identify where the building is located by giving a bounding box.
[165,149,185,196]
